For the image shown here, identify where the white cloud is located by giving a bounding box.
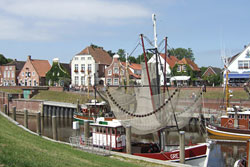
[0,0,151,41]
[0,0,150,22]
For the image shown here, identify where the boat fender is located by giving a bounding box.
[228,118,233,125]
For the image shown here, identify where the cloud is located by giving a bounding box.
[0,0,151,41]
[0,0,150,22]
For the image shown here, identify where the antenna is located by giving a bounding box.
[152,13,157,48]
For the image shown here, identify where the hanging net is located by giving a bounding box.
[100,63,202,135]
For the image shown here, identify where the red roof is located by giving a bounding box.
[178,58,200,71]
[31,59,51,77]
[159,54,179,68]
[120,62,141,79]
[77,46,112,65]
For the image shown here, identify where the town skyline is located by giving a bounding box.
[0,0,250,68]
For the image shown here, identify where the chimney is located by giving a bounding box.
[28,55,31,60]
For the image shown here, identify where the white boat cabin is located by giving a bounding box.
[90,117,126,150]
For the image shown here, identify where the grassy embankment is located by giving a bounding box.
[0,114,168,167]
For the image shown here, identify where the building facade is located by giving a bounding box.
[0,60,25,86]
[224,44,250,86]
[71,46,112,88]
[18,56,51,86]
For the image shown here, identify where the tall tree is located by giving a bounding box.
[0,54,11,65]
[117,49,126,62]
[168,48,195,61]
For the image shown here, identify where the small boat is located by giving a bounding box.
[87,118,210,167]
[73,100,114,124]
[206,57,250,140]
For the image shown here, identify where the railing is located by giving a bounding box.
[69,136,111,156]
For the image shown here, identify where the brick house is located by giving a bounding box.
[202,66,222,77]
[71,46,112,87]
[0,60,25,86]
[18,56,51,86]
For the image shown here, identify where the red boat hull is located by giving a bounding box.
[133,143,207,161]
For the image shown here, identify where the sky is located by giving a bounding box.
[0,0,249,68]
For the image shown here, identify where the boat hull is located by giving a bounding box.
[133,143,209,166]
[206,123,250,140]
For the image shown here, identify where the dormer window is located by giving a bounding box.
[114,67,119,74]
[177,65,181,72]
[182,65,187,72]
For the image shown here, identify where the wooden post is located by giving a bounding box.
[126,125,131,154]
[52,116,58,140]
[84,121,90,144]
[247,139,250,167]
[179,131,185,164]
[12,106,16,121]
[40,103,44,117]
[3,104,7,115]
[36,112,41,136]
[24,109,28,128]
[77,99,80,113]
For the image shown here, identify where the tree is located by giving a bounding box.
[0,54,11,65]
[117,49,126,62]
[107,50,115,57]
[168,48,195,61]
[128,56,137,63]
[200,67,208,76]
[136,52,153,64]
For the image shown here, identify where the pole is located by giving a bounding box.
[163,37,168,93]
[36,112,41,136]
[84,121,90,144]
[126,125,131,154]
[179,131,185,164]
[247,139,250,167]
[12,106,16,121]
[24,109,28,128]
[52,116,58,140]
[3,104,7,115]
[77,99,80,113]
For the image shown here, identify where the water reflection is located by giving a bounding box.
[14,115,247,166]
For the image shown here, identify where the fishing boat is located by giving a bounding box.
[88,117,210,167]
[73,100,114,124]
[206,56,250,140]
[92,14,211,166]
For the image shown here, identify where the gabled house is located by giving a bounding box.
[18,55,51,86]
[223,44,250,86]
[202,66,222,77]
[46,58,71,87]
[0,59,25,86]
[105,54,127,85]
[71,46,112,88]
[148,54,179,85]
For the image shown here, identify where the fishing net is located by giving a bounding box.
[101,63,202,135]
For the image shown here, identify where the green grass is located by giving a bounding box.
[203,89,249,100]
[0,114,168,167]
[32,90,102,104]
[0,88,22,94]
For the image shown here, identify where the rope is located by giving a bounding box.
[106,87,179,118]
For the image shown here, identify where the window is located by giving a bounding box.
[182,65,187,72]
[120,69,124,75]
[7,71,10,78]
[75,57,78,60]
[87,57,91,60]
[57,72,60,76]
[81,57,85,60]
[113,78,119,85]
[81,76,85,85]
[177,65,181,72]
[29,80,32,86]
[22,72,24,76]
[107,78,112,85]
[88,77,91,85]
[11,71,14,78]
[81,64,85,72]
[244,61,249,69]
[34,80,37,86]
[5,67,8,70]
[88,64,92,72]
[32,72,35,76]
[4,71,6,78]
[9,66,12,70]
[74,64,78,72]
[113,67,119,74]
[75,76,79,86]
[108,69,112,75]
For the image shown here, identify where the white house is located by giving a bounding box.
[71,46,112,87]
[224,44,250,86]
[148,54,178,85]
